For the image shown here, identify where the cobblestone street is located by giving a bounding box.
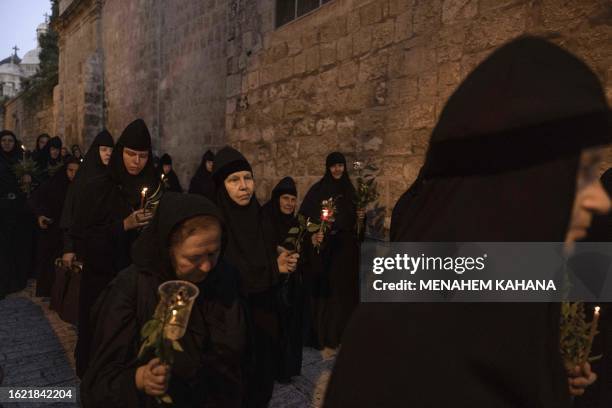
[0,280,334,407]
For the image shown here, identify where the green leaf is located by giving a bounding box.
[288,227,300,234]
[140,319,160,338]
[160,394,173,404]
[307,224,320,232]
[172,340,184,352]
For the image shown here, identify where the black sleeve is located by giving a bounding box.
[80,270,145,408]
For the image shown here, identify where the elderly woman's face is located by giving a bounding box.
[1,135,15,153]
[171,222,222,283]
[224,170,254,206]
[565,147,611,249]
[38,136,49,150]
[279,194,297,215]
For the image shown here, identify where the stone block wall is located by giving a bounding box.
[2,92,55,149]
[226,0,612,230]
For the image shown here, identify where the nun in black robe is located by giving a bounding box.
[36,136,64,181]
[72,119,159,377]
[28,157,80,297]
[212,146,295,407]
[0,130,34,296]
[60,130,114,260]
[30,133,50,164]
[323,36,612,408]
[159,153,183,193]
[261,176,303,380]
[575,168,612,408]
[188,150,216,201]
[80,192,248,407]
[299,152,360,350]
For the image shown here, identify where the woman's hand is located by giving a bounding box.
[135,358,170,397]
[356,208,366,220]
[21,174,32,184]
[568,362,597,396]
[123,209,153,231]
[277,250,299,274]
[62,252,76,267]
[37,215,52,229]
[311,231,324,246]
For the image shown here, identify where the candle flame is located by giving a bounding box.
[21,144,25,150]
[172,309,177,316]
[595,306,600,314]
[141,187,148,195]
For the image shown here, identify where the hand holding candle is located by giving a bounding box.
[584,306,600,360]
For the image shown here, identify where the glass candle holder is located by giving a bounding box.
[158,280,200,340]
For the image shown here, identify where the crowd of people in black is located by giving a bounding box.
[1,36,611,407]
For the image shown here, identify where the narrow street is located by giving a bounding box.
[0,280,334,407]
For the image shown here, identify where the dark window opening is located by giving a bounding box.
[276,0,334,28]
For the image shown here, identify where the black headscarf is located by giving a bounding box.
[189,150,216,200]
[325,36,612,408]
[262,177,298,246]
[299,152,356,232]
[212,146,277,292]
[31,133,50,161]
[160,153,172,166]
[71,144,82,158]
[108,119,158,209]
[0,130,20,162]
[38,136,63,169]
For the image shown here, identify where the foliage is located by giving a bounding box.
[353,161,379,235]
[559,302,601,370]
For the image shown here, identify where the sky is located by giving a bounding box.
[0,0,52,60]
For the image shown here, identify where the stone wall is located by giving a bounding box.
[2,91,56,149]
[226,0,612,232]
[53,0,229,183]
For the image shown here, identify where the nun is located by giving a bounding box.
[71,144,83,161]
[323,37,611,407]
[31,133,50,163]
[72,119,158,377]
[81,193,248,407]
[60,129,114,267]
[261,176,304,381]
[159,153,183,193]
[37,136,64,180]
[0,130,34,296]
[28,156,80,297]
[188,150,215,201]
[299,152,364,354]
[212,146,298,407]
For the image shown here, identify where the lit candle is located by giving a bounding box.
[584,306,601,361]
[140,187,148,210]
[321,208,329,221]
[21,145,26,161]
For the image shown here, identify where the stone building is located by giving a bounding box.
[7,0,612,234]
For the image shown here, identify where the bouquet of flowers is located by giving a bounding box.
[284,214,320,255]
[138,281,200,405]
[353,161,379,236]
[12,157,40,196]
[560,302,601,370]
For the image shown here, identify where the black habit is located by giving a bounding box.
[60,129,114,255]
[261,176,303,380]
[160,153,183,193]
[72,119,158,377]
[0,131,34,296]
[324,36,612,408]
[28,157,79,297]
[188,150,216,201]
[299,152,360,349]
[212,146,281,407]
[81,192,248,407]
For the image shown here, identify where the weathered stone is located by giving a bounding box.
[413,0,442,34]
[360,1,384,26]
[338,61,359,87]
[293,52,307,75]
[372,19,396,49]
[465,5,527,52]
[389,0,415,17]
[358,52,389,82]
[441,0,477,24]
[316,117,337,134]
[337,35,353,61]
[304,46,321,72]
[353,26,373,56]
[394,10,414,43]
[320,42,337,67]
[405,102,436,129]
